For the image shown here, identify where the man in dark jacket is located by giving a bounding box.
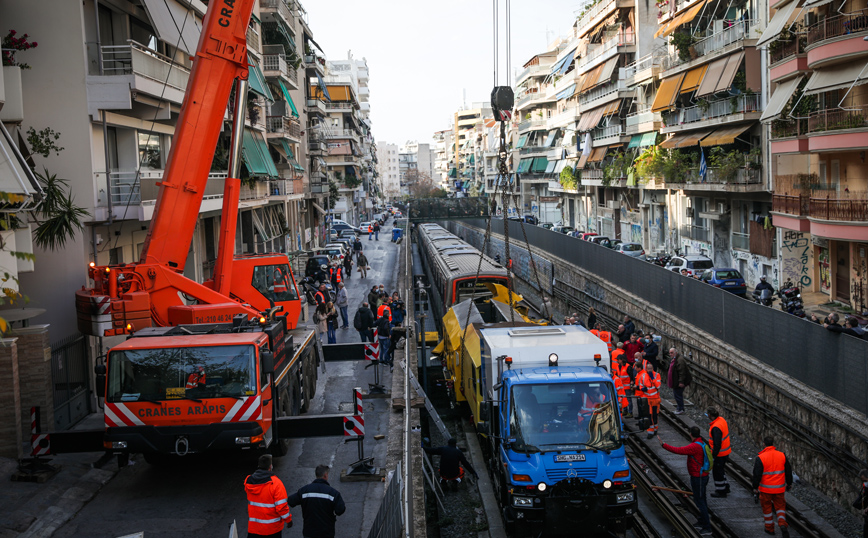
[373,221,380,241]
[288,465,345,538]
[353,302,375,343]
[376,314,393,368]
[622,315,636,339]
[367,286,379,309]
[824,317,868,339]
[423,438,478,491]
[245,454,291,538]
[667,348,692,415]
[643,332,660,370]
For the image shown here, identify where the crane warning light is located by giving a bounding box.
[89,262,95,268]
[259,317,266,324]
[105,267,111,273]
[126,324,132,331]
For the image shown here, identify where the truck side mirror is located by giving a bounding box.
[261,350,275,374]
[477,421,490,436]
[95,375,106,398]
[94,364,106,375]
[479,401,492,422]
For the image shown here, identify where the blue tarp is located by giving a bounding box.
[556,84,577,100]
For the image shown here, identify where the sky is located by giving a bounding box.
[304,0,582,147]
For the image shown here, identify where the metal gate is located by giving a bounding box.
[366,462,404,538]
[51,334,91,430]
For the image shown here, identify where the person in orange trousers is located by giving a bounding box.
[751,436,793,537]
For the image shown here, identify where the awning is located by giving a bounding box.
[714,51,745,94]
[581,64,604,92]
[278,79,300,118]
[578,153,591,169]
[659,130,712,148]
[141,0,202,56]
[531,157,549,173]
[448,167,457,178]
[550,48,577,76]
[804,0,838,8]
[242,128,279,178]
[630,132,658,148]
[516,134,529,149]
[517,158,533,173]
[651,73,685,112]
[761,76,804,123]
[545,160,558,174]
[596,56,620,87]
[556,83,577,100]
[577,106,606,131]
[544,129,559,147]
[247,54,274,101]
[628,135,642,149]
[588,146,608,162]
[696,56,728,97]
[315,72,332,102]
[680,64,708,94]
[279,140,305,171]
[0,122,42,211]
[274,18,297,52]
[311,201,327,216]
[756,0,801,47]
[659,0,708,38]
[701,124,753,146]
[554,160,569,173]
[804,61,868,95]
[601,99,622,117]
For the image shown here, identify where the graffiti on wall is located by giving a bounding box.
[818,247,831,293]
[780,230,813,289]
[631,224,642,244]
[681,239,711,256]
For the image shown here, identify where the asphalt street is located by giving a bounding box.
[53,224,401,538]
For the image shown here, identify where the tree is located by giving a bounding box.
[405,170,442,199]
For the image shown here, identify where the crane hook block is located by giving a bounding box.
[491,86,514,122]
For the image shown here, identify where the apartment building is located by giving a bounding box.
[376,142,401,200]
[764,0,868,311]
[451,103,493,197]
[0,0,369,341]
[432,129,454,188]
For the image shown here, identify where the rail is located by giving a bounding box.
[807,13,868,46]
[105,170,228,206]
[623,53,660,79]
[770,38,805,64]
[94,40,190,90]
[680,224,710,242]
[262,53,298,84]
[770,118,808,139]
[693,19,755,57]
[518,118,547,131]
[592,123,624,140]
[807,104,868,133]
[577,31,635,71]
[579,0,617,32]
[774,192,868,221]
[579,79,627,105]
[266,115,302,138]
[666,93,762,126]
[731,231,749,251]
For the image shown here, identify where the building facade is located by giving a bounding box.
[376,142,400,200]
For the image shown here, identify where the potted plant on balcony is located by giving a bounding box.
[2,30,38,69]
[670,32,696,62]
[708,147,742,183]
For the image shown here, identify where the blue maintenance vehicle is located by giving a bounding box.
[474,326,636,537]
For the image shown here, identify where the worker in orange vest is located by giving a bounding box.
[635,361,661,438]
[752,436,793,537]
[591,322,613,353]
[377,297,393,323]
[612,370,628,418]
[613,353,633,418]
[708,407,732,498]
[610,342,625,371]
[244,454,292,537]
[577,384,606,425]
[186,365,206,389]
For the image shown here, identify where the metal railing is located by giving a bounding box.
[518,118,547,131]
[731,231,749,251]
[680,224,710,241]
[107,170,228,206]
[582,169,605,179]
[666,93,762,126]
[770,38,805,64]
[325,101,354,110]
[579,0,617,32]
[626,107,656,127]
[623,53,660,79]
[807,105,868,133]
[95,41,191,90]
[304,53,326,69]
[770,119,808,138]
[772,193,810,215]
[267,115,302,138]
[592,123,624,140]
[807,13,868,46]
[516,89,541,108]
[809,195,868,221]
[693,20,755,57]
[247,28,260,52]
[577,32,635,71]
[519,145,548,154]
[579,79,627,104]
[263,53,298,84]
[516,63,550,83]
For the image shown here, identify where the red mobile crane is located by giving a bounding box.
[76,0,301,336]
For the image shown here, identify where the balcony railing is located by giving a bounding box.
[107,170,227,206]
[772,193,810,215]
[518,118,547,131]
[325,101,354,110]
[623,53,661,79]
[515,63,550,83]
[519,145,548,154]
[680,224,710,242]
[550,106,579,125]
[592,123,625,140]
[266,115,302,138]
[769,38,805,64]
[516,89,541,108]
[263,54,298,84]
[731,231,750,251]
[662,20,756,70]
[807,105,868,133]
[95,41,191,90]
[247,28,260,52]
[577,32,635,71]
[770,118,808,139]
[626,107,656,127]
[807,13,868,46]
[809,195,868,221]
[579,79,627,104]
[580,0,617,31]
[260,0,295,23]
[664,93,762,126]
[304,53,326,69]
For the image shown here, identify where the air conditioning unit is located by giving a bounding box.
[607,200,618,209]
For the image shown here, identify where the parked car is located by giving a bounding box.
[614,242,646,260]
[305,255,331,278]
[359,221,372,233]
[590,236,613,248]
[579,232,599,241]
[553,225,575,234]
[539,222,554,230]
[699,268,747,296]
[665,255,714,277]
[313,247,344,260]
[325,242,350,257]
[330,221,360,235]
[338,229,357,241]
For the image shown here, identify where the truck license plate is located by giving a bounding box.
[555,454,586,462]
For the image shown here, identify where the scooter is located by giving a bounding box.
[777,279,805,317]
[300,276,336,305]
[752,288,776,307]
[649,253,672,267]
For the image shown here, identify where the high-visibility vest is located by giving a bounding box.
[757,446,788,494]
[710,417,732,457]
[612,376,628,409]
[614,362,631,388]
[314,291,326,304]
[580,392,605,417]
[330,267,342,283]
[377,304,392,322]
[610,349,625,369]
[244,475,291,535]
[636,370,661,402]
[186,372,205,389]
[598,331,613,352]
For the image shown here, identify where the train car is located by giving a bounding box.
[415,223,509,320]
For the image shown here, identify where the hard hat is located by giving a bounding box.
[760,275,767,281]
[321,264,328,271]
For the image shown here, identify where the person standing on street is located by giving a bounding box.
[314,302,328,344]
[668,348,692,415]
[373,220,380,241]
[659,427,713,535]
[353,236,362,255]
[367,286,379,309]
[336,283,349,329]
[853,469,868,538]
[377,296,393,323]
[357,251,369,279]
[752,436,793,537]
[643,331,660,370]
[325,302,338,344]
[288,465,346,538]
[707,407,732,498]
[367,222,373,241]
[342,252,352,280]
[353,302,376,343]
[636,362,661,438]
[244,454,291,538]
[376,312,393,369]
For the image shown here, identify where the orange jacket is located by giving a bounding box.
[636,370,661,403]
[245,471,291,535]
[185,371,206,389]
[709,416,732,457]
[612,375,628,409]
[610,349,625,370]
[613,362,631,388]
[377,304,392,322]
[757,446,788,494]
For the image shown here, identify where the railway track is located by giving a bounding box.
[657,407,831,538]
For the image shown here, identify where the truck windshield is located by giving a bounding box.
[252,264,299,303]
[107,345,257,403]
[509,382,621,452]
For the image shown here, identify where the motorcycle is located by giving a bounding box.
[752,288,776,307]
[777,279,805,317]
[300,276,336,305]
[649,253,672,267]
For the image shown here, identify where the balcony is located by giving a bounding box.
[592,123,625,142]
[578,79,629,107]
[626,107,662,134]
[577,31,635,74]
[770,38,806,65]
[102,169,227,220]
[516,88,542,110]
[774,192,868,223]
[664,167,763,191]
[305,98,326,115]
[680,224,710,242]
[807,104,868,133]
[266,115,302,139]
[260,0,295,24]
[662,20,757,72]
[87,41,190,107]
[731,231,750,251]
[519,145,548,155]
[549,106,579,127]
[515,63,550,84]
[304,53,326,73]
[518,118,547,132]
[662,93,762,132]
[263,54,298,87]
[807,14,868,47]
[325,101,355,111]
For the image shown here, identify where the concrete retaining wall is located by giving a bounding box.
[450,220,868,511]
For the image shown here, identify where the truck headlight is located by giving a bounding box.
[616,492,634,503]
[603,480,612,489]
[537,482,547,492]
[235,437,251,444]
[111,441,127,449]
[512,496,533,507]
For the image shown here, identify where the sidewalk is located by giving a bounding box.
[0,412,119,538]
